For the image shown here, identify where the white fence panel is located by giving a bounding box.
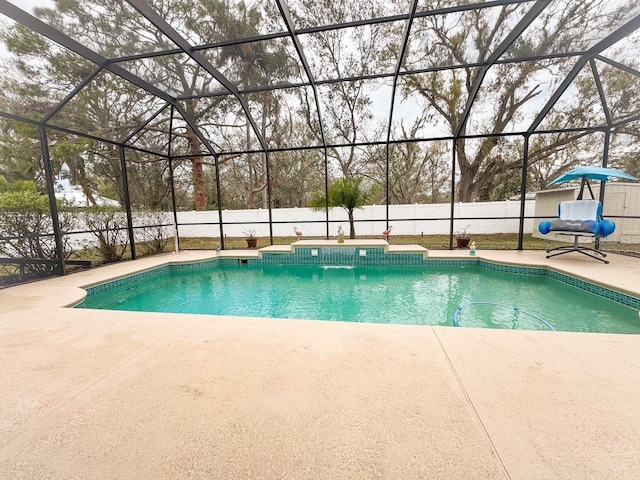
[176,200,536,238]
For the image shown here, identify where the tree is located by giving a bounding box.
[363,115,452,204]
[2,0,638,212]
[0,0,294,211]
[292,0,403,179]
[609,127,640,179]
[400,0,632,202]
[310,177,369,239]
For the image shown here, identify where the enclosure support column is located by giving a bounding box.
[385,145,390,232]
[265,151,274,244]
[517,135,530,250]
[591,59,613,251]
[214,153,225,250]
[167,157,180,252]
[596,129,611,250]
[119,145,136,260]
[324,150,329,239]
[448,139,457,250]
[171,104,224,249]
[167,105,180,252]
[39,125,66,275]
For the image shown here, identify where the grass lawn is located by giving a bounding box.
[176,234,640,254]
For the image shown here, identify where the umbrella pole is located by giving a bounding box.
[578,177,586,199]
[577,177,595,200]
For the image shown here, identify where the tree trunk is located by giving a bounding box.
[456,141,476,202]
[457,164,478,202]
[192,159,206,210]
[348,210,355,239]
[187,129,207,211]
[80,182,98,207]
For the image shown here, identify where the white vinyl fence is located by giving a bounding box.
[176,200,536,238]
[27,200,533,253]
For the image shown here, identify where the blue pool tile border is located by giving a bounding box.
[480,261,545,276]
[83,258,260,295]
[79,252,640,311]
[546,269,640,309]
[84,266,168,295]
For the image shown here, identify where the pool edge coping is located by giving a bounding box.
[74,252,640,312]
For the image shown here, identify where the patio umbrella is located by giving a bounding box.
[549,166,638,185]
[548,166,638,199]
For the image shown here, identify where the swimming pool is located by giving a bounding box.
[78,262,640,334]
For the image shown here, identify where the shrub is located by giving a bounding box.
[0,190,77,274]
[81,206,129,263]
[134,210,172,256]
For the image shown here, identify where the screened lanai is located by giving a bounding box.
[1,0,640,285]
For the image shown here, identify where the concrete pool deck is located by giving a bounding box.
[1,248,640,479]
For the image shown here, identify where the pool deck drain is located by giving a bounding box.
[1,249,640,479]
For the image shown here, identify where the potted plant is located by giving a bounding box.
[244,229,258,248]
[455,225,471,249]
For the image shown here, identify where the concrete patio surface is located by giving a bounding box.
[1,249,640,479]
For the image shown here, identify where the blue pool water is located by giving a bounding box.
[78,263,640,333]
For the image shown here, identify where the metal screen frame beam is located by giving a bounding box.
[121,103,171,144]
[265,151,274,244]
[274,0,331,239]
[517,135,530,250]
[0,1,175,104]
[125,0,268,153]
[172,104,226,248]
[454,0,547,138]
[0,110,167,156]
[612,114,640,129]
[590,59,613,128]
[0,110,39,125]
[38,126,66,275]
[385,0,420,232]
[110,0,531,64]
[41,67,103,124]
[48,122,164,157]
[595,55,640,79]
[528,14,640,134]
[198,122,612,157]
[176,51,585,102]
[167,105,180,252]
[449,140,457,249]
[118,145,137,260]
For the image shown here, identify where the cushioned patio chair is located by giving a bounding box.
[538,200,615,264]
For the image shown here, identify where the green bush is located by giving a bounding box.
[0,190,77,273]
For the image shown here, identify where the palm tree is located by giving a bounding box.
[310,178,369,239]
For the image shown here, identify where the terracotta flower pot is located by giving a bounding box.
[246,238,258,248]
[456,237,471,249]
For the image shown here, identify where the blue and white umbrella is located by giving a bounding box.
[549,166,638,185]
[548,166,638,200]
